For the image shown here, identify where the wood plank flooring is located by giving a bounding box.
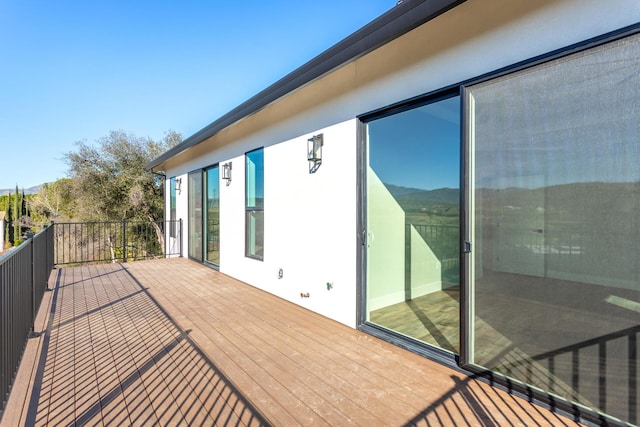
[370,287,460,353]
[2,258,582,426]
[368,271,639,424]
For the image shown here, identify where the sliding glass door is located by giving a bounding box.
[205,165,220,266]
[365,94,461,354]
[188,170,203,261]
[188,166,221,267]
[361,31,639,425]
[465,34,640,423]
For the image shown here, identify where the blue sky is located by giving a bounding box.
[369,96,461,190]
[0,0,393,189]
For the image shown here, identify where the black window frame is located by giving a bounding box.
[245,148,264,261]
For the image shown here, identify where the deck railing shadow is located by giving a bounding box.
[497,324,639,426]
[0,219,181,422]
[26,263,271,426]
[404,373,577,427]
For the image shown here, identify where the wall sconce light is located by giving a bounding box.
[307,133,323,173]
[175,177,182,194]
[222,162,232,186]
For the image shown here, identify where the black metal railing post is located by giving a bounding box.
[122,220,127,263]
[30,237,35,336]
[52,220,181,266]
[629,332,637,424]
[0,224,54,417]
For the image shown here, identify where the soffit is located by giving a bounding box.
[159,0,579,172]
[148,0,466,172]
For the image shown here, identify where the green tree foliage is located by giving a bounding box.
[21,189,26,216]
[30,178,76,223]
[5,199,13,246]
[13,186,19,242]
[64,129,181,223]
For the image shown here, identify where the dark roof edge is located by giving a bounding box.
[148,0,466,171]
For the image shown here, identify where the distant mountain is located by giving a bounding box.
[385,183,459,205]
[0,184,43,196]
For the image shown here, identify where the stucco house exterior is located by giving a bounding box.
[148,1,640,424]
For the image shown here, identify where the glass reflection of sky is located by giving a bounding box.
[246,149,264,204]
[368,96,460,191]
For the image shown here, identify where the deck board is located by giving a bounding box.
[1,258,582,426]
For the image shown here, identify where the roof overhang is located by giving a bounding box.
[147,0,466,172]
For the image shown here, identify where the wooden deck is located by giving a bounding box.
[1,258,582,426]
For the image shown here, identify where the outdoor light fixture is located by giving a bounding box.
[222,162,232,185]
[175,177,182,194]
[307,133,323,173]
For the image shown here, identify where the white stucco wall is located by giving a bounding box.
[163,0,640,328]
[218,120,358,327]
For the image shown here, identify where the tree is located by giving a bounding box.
[13,186,19,242]
[64,130,181,254]
[5,200,13,246]
[65,130,180,222]
[31,178,76,223]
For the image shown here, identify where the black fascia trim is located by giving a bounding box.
[147,0,467,171]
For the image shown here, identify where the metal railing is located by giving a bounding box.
[410,223,459,262]
[1,219,181,418]
[0,224,54,416]
[53,220,182,265]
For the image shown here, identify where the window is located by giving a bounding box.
[169,177,176,238]
[245,148,264,259]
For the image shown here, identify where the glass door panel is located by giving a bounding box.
[466,35,640,424]
[188,170,203,261]
[205,166,220,266]
[366,95,461,354]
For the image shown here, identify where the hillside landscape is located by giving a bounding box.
[0,184,43,196]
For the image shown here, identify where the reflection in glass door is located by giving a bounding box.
[205,166,220,266]
[466,36,640,423]
[188,170,203,261]
[365,95,460,354]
